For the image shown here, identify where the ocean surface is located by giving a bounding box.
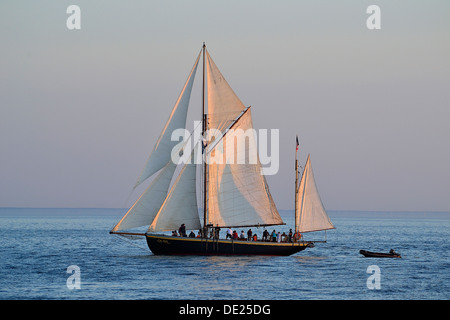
[0,208,448,300]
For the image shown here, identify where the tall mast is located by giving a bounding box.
[294,136,299,233]
[202,42,208,231]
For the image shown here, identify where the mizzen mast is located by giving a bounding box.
[294,135,300,233]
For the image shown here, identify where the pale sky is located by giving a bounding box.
[1,1,449,211]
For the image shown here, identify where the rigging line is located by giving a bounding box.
[112,234,149,252]
[205,106,251,155]
[110,188,136,231]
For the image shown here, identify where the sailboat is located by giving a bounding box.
[110,44,334,255]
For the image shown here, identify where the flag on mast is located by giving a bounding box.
[296,135,299,152]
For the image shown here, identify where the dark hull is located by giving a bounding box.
[146,234,311,256]
[359,250,401,258]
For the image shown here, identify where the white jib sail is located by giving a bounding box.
[207,109,284,228]
[134,51,201,188]
[296,155,335,233]
[148,148,201,232]
[111,161,177,232]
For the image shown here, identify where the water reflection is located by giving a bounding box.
[292,255,328,265]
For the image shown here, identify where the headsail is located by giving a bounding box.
[135,50,201,187]
[207,109,284,228]
[295,155,335,233]
[111,161,177,232]
[148,148,201,232]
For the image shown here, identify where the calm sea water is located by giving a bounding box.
[0,208,448,300]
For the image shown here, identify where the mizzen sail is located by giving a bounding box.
[295,155,335,233]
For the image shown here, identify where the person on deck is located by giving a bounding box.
[389,249,398,255]
[226,227,233,240]
[262,229,269,242]
[271,230,277,242]
[214,225,220,239]
[247,229,253,241]
[179,224,186,237]
[240,231,246,240]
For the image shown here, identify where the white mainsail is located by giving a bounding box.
[148,148,201,232]
[204,50,283,228]
[134,51,201,188]
[295,155,335,233]
[207,109,284,228]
